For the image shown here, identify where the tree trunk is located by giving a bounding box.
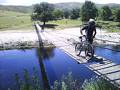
[43,21,45,26]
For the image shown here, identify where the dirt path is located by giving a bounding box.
[0,28,120,47]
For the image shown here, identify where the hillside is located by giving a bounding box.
[0,10,32,30]
[0,5,33,13]
[54,2,120,9]
[54,2,82,10]
[0,2,120,13]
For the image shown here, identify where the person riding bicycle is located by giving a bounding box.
[80,19,96,44]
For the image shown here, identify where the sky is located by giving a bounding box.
[0,0,120,6]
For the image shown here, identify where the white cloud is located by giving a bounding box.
[0,0,120,6]
[90,0,120,4]
[0,0,40,6]
[47,0,120,4]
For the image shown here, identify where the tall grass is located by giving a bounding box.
[96,20,120,32]
[52,72,81,90]
[52,73,118,90]
[0,10,33,30]
[14,70,118,90]
[14,68,42,90]
[82,76,119,90]
[47,19,82,29]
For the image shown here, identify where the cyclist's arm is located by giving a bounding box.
[80,29,83,35]
[80,26,87,36]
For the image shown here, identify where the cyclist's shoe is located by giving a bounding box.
[86,56,91,60]
[77,53,80,56]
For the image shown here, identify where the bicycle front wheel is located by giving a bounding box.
[75,43,82,53]
[85,44,94,60]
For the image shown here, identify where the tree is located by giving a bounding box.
[101,6,112,21]
[115,9,120,22]
[111,8,117,21]
[70,8,80,19]
[53,9,63,20]
[63,9,71,19]
[81,1,98,22]
[33,2,54,25]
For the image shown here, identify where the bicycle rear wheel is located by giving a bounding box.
[85,44,94,60]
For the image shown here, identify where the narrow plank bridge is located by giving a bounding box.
[35,23,120,88]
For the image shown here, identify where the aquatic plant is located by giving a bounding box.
[82,76,119,90]
[14,70,119,90]
[14,67,42,90]
[52,72,81,90]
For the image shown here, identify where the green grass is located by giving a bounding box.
[96,20,120,32]
[46,19,120,32]
[0,10,119,32]
[0,10,33,30]
[46,19,82,29]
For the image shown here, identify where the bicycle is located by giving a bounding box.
[75,35,94,60]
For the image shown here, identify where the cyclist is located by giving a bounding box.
[80,19,96,44]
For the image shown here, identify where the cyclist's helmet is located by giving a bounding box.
[89,18,95,25]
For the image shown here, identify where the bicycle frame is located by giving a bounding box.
[75,35,94,60]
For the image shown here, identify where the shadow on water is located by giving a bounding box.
[87,56,104,64]
[111,45,120,52]
[34,22,56,90]
[36,47,55,60]
[36,46,55,90]
[95,45,120,64]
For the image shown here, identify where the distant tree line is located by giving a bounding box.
[31,1,120,25]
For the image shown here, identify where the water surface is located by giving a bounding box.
[0,46,119,90]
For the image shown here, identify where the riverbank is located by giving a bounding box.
[0,28,120,50]
[0,30,54,50]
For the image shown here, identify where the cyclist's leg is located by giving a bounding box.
[85,37,94,58]
[87,37,93,44]
[85,44,94,60]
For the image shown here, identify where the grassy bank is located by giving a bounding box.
[47,19,82,29]
[0,10,119,32]
[0,10,33,30]
[96,20,120,32]
[42,19,120,32]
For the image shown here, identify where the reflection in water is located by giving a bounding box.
[36,46,55,90]
[1,44,119,89]
[36,47,55,60]
[111,45,120,52]
[95,45,120,64]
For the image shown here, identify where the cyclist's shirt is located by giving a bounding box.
[81,22,96,44]
[81,23,96,38]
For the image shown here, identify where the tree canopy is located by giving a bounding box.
[63,9,71,19]
[115,9,120,22]
[81,1,98,22]
[33,2,54,25]
[70,8,80,19]
[53,9,63,19]
[100,6,112,21]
